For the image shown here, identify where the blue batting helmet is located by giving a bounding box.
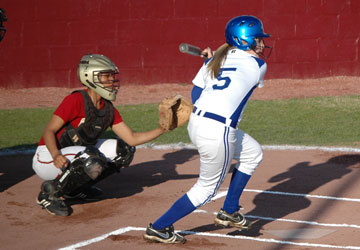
[225,15,270,51]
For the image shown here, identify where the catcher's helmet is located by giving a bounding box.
[0,8,8,42]
[78,54,119,101]
[225,15,270,51]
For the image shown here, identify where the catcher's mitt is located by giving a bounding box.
[159,95,193,131]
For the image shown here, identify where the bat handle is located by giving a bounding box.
[179,43,202,56]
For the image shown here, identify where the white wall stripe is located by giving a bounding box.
[1,143,360,155]
[262,145,360,153]
[138,143,360,153]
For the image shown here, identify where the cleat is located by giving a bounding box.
[214,208,252,230]
[63,186,103,201]
[36,191,70,216]
[143,223,186,244]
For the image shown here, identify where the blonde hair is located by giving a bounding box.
[207,43,234,78]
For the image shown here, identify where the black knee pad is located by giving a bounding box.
[113,139,136,169]
[56,146,108,195]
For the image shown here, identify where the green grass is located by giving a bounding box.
[1,95,359,151]
[240,96,360,147]
[0,108,54,150]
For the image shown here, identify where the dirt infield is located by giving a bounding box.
[1,77,360,250]
[2,149,360,250]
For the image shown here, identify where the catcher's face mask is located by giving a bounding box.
[78,54,120,101]
[96,71,120,95]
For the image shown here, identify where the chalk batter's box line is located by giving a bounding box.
[193,210,360,229]
[59,226,360,250]
[59,188,360,250]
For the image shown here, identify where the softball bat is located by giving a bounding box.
[179,43,202,56]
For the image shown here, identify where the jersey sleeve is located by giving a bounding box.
[192,63,208,89]
[54,92,83,122]
[112,108,123,125]
[191,85,203,104]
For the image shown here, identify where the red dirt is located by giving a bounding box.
[1,76,359,109]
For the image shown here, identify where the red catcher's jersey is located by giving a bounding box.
[38,90,123,146]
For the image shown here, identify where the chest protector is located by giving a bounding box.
[59,90,114,148]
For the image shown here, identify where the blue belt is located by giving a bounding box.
[192,106,237,129]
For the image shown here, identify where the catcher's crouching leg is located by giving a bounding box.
[86,139,136,186]
[36,146,107,216]
[113,138,136,168]
[63,140,135,201]
[60,146,109,200]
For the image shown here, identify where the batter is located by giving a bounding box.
[144,15,272,244]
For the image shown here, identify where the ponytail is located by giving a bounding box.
[207,43,234,79]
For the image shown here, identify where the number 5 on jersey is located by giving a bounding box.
[213,68,237,90]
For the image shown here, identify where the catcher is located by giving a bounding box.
[32,53,191,216]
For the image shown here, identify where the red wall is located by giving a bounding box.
[1,0,360,89]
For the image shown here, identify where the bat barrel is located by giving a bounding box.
[179,43,202,56]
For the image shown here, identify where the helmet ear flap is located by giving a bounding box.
[234,36,255,51]
[249,40,257,50]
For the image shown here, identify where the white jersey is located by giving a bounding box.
[192,48,267,125]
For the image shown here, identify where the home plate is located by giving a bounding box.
[267,228,336,239]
